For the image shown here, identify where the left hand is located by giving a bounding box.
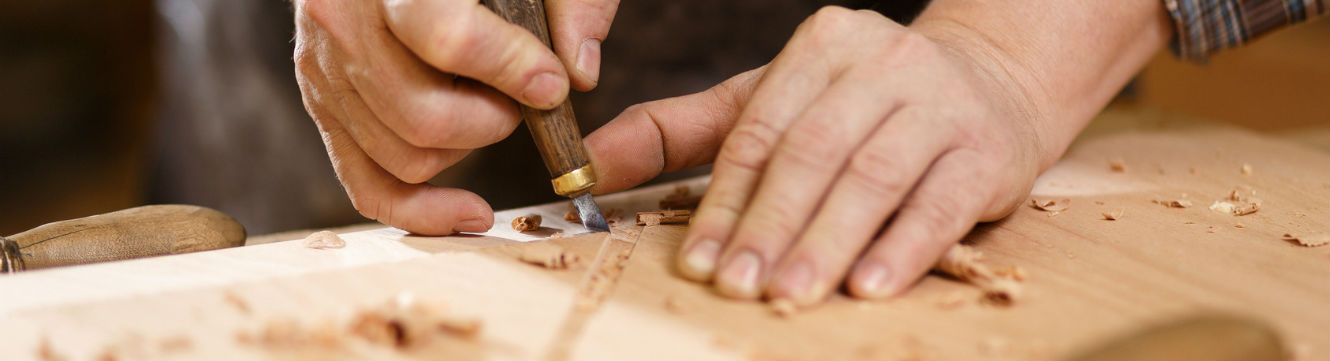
[585,6,1057,305]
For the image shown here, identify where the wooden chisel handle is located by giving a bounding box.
[0,205,246,272]
[483,0,597,197]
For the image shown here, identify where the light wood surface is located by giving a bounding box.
[0,108,1325,360]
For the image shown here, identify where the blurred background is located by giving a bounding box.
[0,0,1325,237]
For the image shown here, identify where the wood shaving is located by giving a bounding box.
[769,298,797,318]
[1283,233,1330,247]
[636,210,692,226]
[1029,198,1071,214]
[303,230,346,249]
[1108,158,1127,172]
[933,245,1022,306]
[36,336,67,361]
[547,232,563,240]
[510,214,542,232]
[994,266,1027,281]
[518,242,579,269]
[1101,208,1124,220]
[1152,199,1193,208]
[659,185,703,209]
[1241,163,1253,175]
[223,290,251,315]
[564,203,581,223]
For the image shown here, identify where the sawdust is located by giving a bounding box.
[302,231,346,249]
[659,185,702,209]
[1030,198,1071,216]
[510,214,542,232]
[518,242,580,269]
[1108,158,1127,172]
[636,210,692,226]
[1283,233,1330,247]
[1101,208,1124,220]
[933,245,1023,306]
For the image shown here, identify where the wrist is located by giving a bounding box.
[909,18,1064,169]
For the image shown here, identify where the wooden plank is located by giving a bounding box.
[0,108,1325,360]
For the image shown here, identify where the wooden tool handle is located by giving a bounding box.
[1,205,246,272]
[483,0,594,188]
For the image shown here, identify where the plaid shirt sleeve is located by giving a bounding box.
[1164,0,1328,61]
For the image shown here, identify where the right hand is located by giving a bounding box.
[293,0,618,235]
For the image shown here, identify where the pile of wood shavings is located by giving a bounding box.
[1208,187,1262,216]
[303,231,346,249]
[932,245,1023,306]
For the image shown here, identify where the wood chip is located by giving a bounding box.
[518,242,579,269]
[1152,199,1192,208]
[223,290,251,315]
[933,245,1022,306]
[302,230,346,249]
[993,266,1027,281]
[1241,163,1253,175]
[1108,158,1127,173]
[1029,198,1070,215]
[636,210,692,226]
[510,214,542,232]
[1101,208,1124,220]
[1283,233,1330,247]
[659,185,703,209]
[769,298,797,318]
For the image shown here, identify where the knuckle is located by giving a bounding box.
[777,120,846,170]
[845,146,912,198]
[297,0,331,26]
[717,121,779,173]
[429,13,481,70]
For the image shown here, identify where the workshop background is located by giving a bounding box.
[0,0,1325,237]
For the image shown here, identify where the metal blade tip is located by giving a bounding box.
[572,193,610,233]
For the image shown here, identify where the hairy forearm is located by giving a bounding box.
[910,0,1172,168]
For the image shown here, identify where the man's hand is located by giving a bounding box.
[585,7,1057,305]
[293,0,618,235]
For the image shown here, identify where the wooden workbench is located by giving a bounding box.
[1,107,1326,360]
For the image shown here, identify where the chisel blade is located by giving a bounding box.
[573,193,610,233]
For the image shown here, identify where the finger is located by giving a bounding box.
[764,107,951,305]
[546,0,619,90]
[584,67,764,194]
[709,72,905,299]
[304,90,495,236]
[847,149,992,299]
[678,39,842,292]
[383,0,570,108]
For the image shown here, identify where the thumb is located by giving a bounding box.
[547,0,620,90]
[586,67,766,193]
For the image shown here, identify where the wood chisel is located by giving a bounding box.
[482,0,609,233]
[1,204,246,272]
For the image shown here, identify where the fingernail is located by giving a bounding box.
[521,72,565,107]
[716,250,763,299]
[454,219,490,233]
[576,39,601,85]
[771,260,814,302]
[680,239,721,281]
[852,262,892,298]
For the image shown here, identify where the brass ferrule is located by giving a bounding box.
[551,165,597,197]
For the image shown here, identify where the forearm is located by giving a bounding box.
[910,0,1172,168]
